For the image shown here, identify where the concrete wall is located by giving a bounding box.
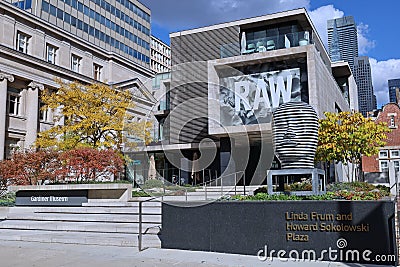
[308,46,350,116]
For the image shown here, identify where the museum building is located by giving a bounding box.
[131,8,358,186]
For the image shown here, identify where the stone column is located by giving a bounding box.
[0,72,14,160]
[24,81,43,149]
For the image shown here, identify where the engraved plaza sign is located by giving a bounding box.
[161,201,397,265]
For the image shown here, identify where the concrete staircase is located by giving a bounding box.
[0,201,161,248]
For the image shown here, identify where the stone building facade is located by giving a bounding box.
[0,1,155,160]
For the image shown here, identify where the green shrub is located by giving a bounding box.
[0,192,16,206]
[253,186,268,195]
[142,179,164,189]
[289,181,312,191]
[231,182,390,202]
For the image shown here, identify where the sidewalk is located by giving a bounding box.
[0,240,392,267]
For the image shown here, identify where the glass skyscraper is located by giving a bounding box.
[353,56,376,116]
[389,79,400,103]
[328,16,376,116]
[6,0,151,67]
[327,16,358,69]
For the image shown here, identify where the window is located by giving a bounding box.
[17,32,29,53]
[71,55,81,72]
[379,150,388,159]
[13,0,32,10]
[8,93,21,116]
[391,150,400,158]
[395,161,400,173]
[379,160,389,172]
[390,115,396,127]
[56,8,63,20]
[39,102,49,122]
[46,44,57,64]
[93,64,102,81]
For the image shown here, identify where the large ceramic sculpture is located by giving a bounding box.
[272,102,319,169]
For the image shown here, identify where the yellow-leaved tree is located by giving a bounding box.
[36,80,152,150]
[316,111,390,181]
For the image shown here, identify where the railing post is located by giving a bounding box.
[221,176,223,197]
[243,172,246,196]
[203,170,206,200]
[163,177,165,195]
[205,177,208,200]
[234,172,237,195]
[138,201,143,251]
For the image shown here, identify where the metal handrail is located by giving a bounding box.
[137,170,248,251]
[138,195,163,252]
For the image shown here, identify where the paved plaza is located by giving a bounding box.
[0,240,392,267]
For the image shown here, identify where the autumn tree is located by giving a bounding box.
[0,149,62,185]
[36,80,152,150]
[60,148,124,182]
[316,111,390,181]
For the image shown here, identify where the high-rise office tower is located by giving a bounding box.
[6,0,151,68]
[151,36,171,73]
[328,16,377,116]
[353,56,375,116]
[389,79,400,103]
[327,16,358,69]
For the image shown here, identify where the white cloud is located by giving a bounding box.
[308,5,344,48]
[370,58,400,107]
[143,1,394,107]
[357,23,376,55]
[141,0,310,31]
[308,5,375,56]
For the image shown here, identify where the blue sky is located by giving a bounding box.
[141,0,400,107]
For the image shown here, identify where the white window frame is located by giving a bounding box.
[46,44,57,64]
[379,150,388,159]
[39,101,50,122]
[93,64,102,81]
[379,160,389,172]
[71,54,81,73]
[8,93,21,116]
[394,160,400,173]
[17,32,29,53]
[390,150,400,158]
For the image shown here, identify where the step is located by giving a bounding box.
[0,220,160,234]
[83,201,162,207]
[5,206,161,216]
[0,229,160,247]
[6,213,161,224]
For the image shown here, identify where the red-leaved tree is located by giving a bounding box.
[0,149,62,185]
[60,148,124,182]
